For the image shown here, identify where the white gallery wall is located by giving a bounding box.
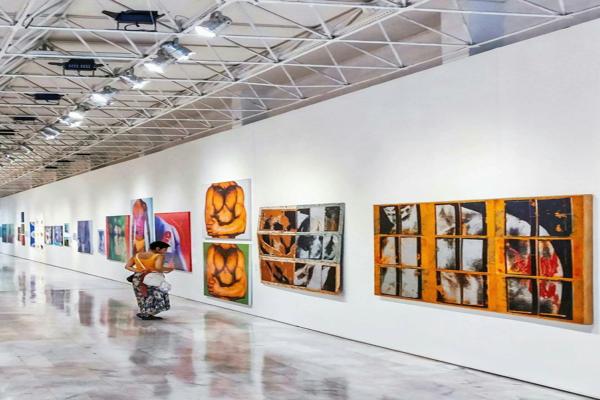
[1,17,600,398]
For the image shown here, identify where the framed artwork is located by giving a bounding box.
[44,226,52,245]
[63,223,70,247]
[77,220,93,254]
[29,222,35,247]
[6,224,13,243]
[52,226,63,246]
[97,230,105,255]
[258,203,344,294]
[204,179,251,240]
[131,197,154,256]
[106,215,130,262]
[203,242,250,305]
[155,212,192,272]
[20,212,24,223]
[373,195,593,324]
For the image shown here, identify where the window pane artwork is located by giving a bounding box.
[374,195,593,324]
[259,203,344,294]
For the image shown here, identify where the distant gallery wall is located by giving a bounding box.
[2,17,600,398]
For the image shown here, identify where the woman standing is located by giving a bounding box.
[125,240,174,320]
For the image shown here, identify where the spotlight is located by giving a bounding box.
[89,86,118,107]
[58,115,81,127]
[195,11,232,38]
[49,58,104,76]
[68,105,89,120]
[20,144,33,154]
[41,126,61,140]
[160,40,194,61]
[102,10,164,31]
[144,53,170,74]
[119,71,149,89]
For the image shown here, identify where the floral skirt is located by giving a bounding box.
[132,272,170,316]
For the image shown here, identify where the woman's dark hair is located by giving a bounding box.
[149,240,170,250]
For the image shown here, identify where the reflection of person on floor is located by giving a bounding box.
[125,241,174,320]
[205,181,247,238]
[206,243,246,300]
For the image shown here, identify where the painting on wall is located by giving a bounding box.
[44,226,52,246]
[203,242,250,305]
[63,223,70,247]
[97,230,105,255]
[155,212,192,272]
[204,179,251,240]
[77,220,92,254]
[34,220,44,249]
[106,215,130,262]
[52,226,63,247]
[6,224,13,243]
[131,197,154,256]
[258,203,345,294]
[29,222,35,247]
[373,195,593,324]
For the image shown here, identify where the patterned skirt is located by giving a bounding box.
[132,272,170,316]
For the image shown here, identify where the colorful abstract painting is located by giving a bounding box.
[155,212,192,272]
[77,220,92,254]
[374,195,593,324]
[258,203,345,294]
[131,197,154,256]
[29,222,35,247]
[204,179,251,240]
[204,242,250,305]
[106,215,130,262]
[52,226,63,246]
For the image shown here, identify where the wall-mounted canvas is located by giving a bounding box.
[258,203,345,294]
[106,215,130,262]
[63,223,70,247]
[7,224,14,244]
[29,222,34,247]
[77,220,92,254]
[155,212,192,272]
[373,195,593,324]
[203,242,250,305]
[204,179,251,240]
[19,223,25,245]
[97,230,105,255]
[52,226,63,246]
[131,197,154,256]
[34,220,44,249]
[44,226,52,246]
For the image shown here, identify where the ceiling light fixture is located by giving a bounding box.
[89,86,118,107]
[41,126,61,140]
[195,11,232,38]
[68,105,89,120]
[144,53,170,74]
[102,10,164,31]
[49,58,104,76]
[58,115,82,128]
[160,40,194,61]
[119,70,149,90]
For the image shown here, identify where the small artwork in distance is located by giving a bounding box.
[204,242,249,305]
[204,179,251,240]
[77,221,92,254]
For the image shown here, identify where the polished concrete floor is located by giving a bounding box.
[0,255,590,400]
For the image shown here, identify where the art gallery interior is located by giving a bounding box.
[0,1,599,399]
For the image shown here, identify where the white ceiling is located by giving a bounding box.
[0,0,598,196]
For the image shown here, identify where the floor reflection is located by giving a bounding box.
[0,255,591,400]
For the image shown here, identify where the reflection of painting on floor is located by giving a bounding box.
[258,203,344,294]
[374,195,592,324]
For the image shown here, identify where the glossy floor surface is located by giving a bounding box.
[0,255,591,400]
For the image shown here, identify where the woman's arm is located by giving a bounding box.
[124,256,137,272]
[153,254,175,273]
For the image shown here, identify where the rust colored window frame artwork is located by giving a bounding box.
[374,195,593,324]
[258,203,345,295]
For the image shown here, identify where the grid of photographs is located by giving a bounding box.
[375,204,422,299]
[258,203,344,294]
[504,198,575,319]
[373,195,592,324]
